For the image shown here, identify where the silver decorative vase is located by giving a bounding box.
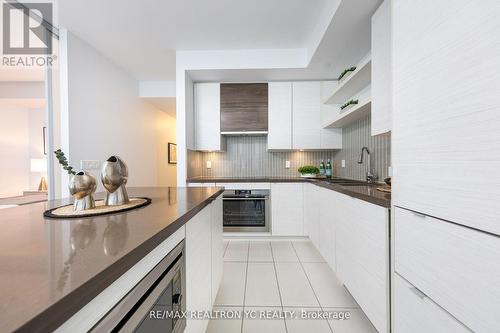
[101,155,129,206]
[69,171,97,211]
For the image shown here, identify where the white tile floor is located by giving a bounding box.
[207,239,377,333]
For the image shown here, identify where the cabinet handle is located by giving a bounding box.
[412,211,427,219]
[410,286,427,299]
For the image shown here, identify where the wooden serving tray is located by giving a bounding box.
[44,197,152,219]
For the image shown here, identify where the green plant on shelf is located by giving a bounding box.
[298,165,320,175]
[341,99,359,110]
[337,66,356,80]
[54,149,76,175]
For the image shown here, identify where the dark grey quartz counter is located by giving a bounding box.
[0,187,223,333]
[187,177,391,208]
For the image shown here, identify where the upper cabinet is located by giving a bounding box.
[392,0,500,235]
[268,81,342,150]
[194,82,226,151]
[193,80,341,151]
[371,0,392,135]
[292,81,322,149]
[268,82,292,149]
[220,83,268,134]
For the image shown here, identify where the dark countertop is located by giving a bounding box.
[0,187,223,333]
[187,177,391,208]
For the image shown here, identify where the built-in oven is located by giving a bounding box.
[91,240,186,333]
[223,189,270,232]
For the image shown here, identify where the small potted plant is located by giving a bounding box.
[298,165,320,178]
[338,66,357,82]
[340,99,359,112]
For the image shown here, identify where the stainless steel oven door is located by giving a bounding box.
[91,241,186,333]
[223,197,270,232]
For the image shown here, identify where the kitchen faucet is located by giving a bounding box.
[358,147,378,183]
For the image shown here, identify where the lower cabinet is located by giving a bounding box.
[317,187,337,270]
[303,183,320,246]
[210,196,223,301]
[336,195,390,333]
[394,274,470,333]
[271,183,304,236]
[304,184,390,333]
[394,207,500,332]
[185,197,223,333]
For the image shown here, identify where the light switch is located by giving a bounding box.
[341,160,346,168]
[285,160,291,169]
[206,161,212,169]
[388,166,393,177]
[81,160,100,170]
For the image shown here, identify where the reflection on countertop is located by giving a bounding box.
[0,186,223,333]
[187,176,391,208]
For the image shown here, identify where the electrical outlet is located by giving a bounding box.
[80,160,100,170]
[285,160,291,169]
[206,161,212,169]
[341,159,346,168]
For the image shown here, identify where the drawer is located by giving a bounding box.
[394,273,470,333]
[395,207,500,332]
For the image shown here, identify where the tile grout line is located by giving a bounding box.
[240,241,250,333]
[290,241,334,333]
[269,241,289,333]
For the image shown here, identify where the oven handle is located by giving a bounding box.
[223,197,269,201]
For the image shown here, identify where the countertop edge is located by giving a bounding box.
[14,189,224,333]
[187,178,391,208]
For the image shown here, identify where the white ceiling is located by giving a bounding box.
[60,0,331,81]
[189,0,381,82]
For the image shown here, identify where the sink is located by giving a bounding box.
[323,178,365,184]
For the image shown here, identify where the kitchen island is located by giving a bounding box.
[0,187,224,333]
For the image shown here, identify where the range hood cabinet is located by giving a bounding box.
[220,83,268,135]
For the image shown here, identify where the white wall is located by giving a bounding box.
[59,30,176,197]
[28,109,47,189]
[0,107,46,197]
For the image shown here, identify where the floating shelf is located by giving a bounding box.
[323,55,371,104]
[324,100,371,128]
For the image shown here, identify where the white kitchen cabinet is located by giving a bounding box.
[394,274,471,333]
[268,82,292,150]
[271,183,304,236]
[292,81,322,150]
[303,183,320,248]
[210,196,223,303]
[185,199,224,333]
[392,0,500,235]
[185,203,212,333]
[194,82,226,151]
[336,195,389,333]
[395,207,500,332]
[292,81,342,150]
[371,0,391,135]
[317,186,337,270]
